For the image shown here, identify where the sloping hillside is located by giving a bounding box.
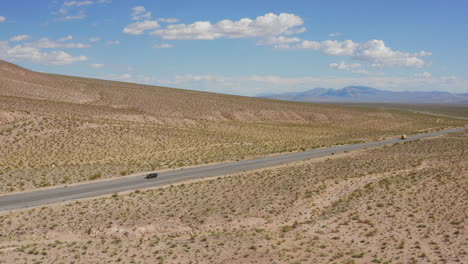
[0,60,99,104]
[0,61,465,192]
[0,61,453,123]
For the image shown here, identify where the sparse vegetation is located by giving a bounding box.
[0,131,466,263]
[0,61,465,193]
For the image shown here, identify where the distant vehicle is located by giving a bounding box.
[145,173,158,179]
[400,135,407,139]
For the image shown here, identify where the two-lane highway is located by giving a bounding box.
[0,126,466,212]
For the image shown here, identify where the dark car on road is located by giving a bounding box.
[145,173,158,179]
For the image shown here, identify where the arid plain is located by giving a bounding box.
[0,60,467,263]
[0,131,466,263]
[0,60,465,193]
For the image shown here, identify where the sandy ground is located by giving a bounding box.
[0,131,466,264]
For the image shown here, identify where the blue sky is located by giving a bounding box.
[1,0,467,95]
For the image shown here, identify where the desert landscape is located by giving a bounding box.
[0,130,466,263]
[1,2,468,262]
[0,59,467,263]
[1,60,464,194]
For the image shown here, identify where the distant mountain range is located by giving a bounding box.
[258,86,468,104]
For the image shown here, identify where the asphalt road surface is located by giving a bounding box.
[1,126,466,212]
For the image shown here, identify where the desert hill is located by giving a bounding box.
[0,60,99,104]
[1,60,358,123]
[3,60,450,124]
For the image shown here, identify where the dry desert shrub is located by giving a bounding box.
[0,131,466,263]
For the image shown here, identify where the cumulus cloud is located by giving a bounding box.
[329,61,374,75]
[10,35,31,42]
[131,6,152,20]
[257,36,301,46]
[89,63,104,68]
[129,6,179,25]
[353,40,428,68]
[279,39,430,68]
[330,61,360,71]
[123,20,160,35]
[24,38,90,49]
[283,40,357,56]
[64,1,94,7]
[124,6,182,35]
[152,44,173,49]
[63,12,86,20]
[0,41,88,65]
[328,32,342,37]
[54,0,110,20]
[158,18,179,23]
[58,35,73,42]
[149,13,304,40]
[88,37,101,42]
[0,36,90,65]
[0,16,6,22]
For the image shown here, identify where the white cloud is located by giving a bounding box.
[54,0,110,20]
[131,6,152,20]
[106,40,120,45]
[24,38,90,49]
[123,20,160,35]
[88,37,101,42]
[284,40,358,56]
[149,13,304,40]
[0,16,6,23]
[64,1,93,7]
[328,32,341,37]
[0,41,88,65]
[89,63,104,68]
[279,39,429,68]
[330,61,360,70]
[10,35,31,42]
[64,12,86,20]
[158,18,179,23]
[322,40,359,56]
[58,35,73,41]
[124,6,179,34]
[416,51,432,57]
[414,72,432,78]
[353,40,427,68]
[257,36,301,46]
[152,44,173,49]
[329,61,372,75]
